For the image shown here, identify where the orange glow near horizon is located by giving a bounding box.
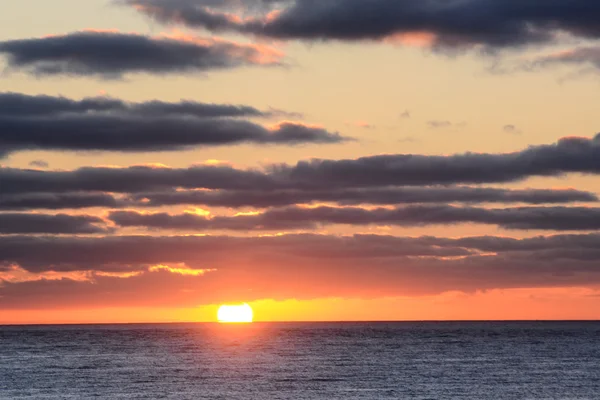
[217,303,254,323]
[2,287,600,325]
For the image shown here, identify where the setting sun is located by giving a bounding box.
[217,303,253,323]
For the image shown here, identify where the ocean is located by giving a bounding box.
[1,322,599,399]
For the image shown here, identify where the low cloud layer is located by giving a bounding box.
[0,31,282,78]
[2,232,600,309]
[125,0,600,50]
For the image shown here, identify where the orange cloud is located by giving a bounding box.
[158,30,285,65]
[384,31,438,47]
[148,264,216,276]
[0,265,89,284]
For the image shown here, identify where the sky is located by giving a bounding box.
[1,0,600,324]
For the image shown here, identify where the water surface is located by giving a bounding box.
[1,322,599,399]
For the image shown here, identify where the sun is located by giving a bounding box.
[217,303,253,323]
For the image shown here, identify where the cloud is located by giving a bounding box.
[0,268,224,309]
[2,135,600,194]
[130,187,596,209]
[0,100,346,157]
[3,232,600,308]
[427,120,467,129]
[28,160,49,168]
[346,121,375,129]
[0,233,472,273]
[0,92,280,119]
[0,193,124,211]
[503,124,523,135]
[264,122,347,144]
[0,165,273,194]
[4,232,600,280]
[0,31,283,79]
[427,120,452,129]
[533,46,600,73]
[275,134,600,188]
[109,209,315,231]
[0,213,109,234]
[266,107,305,120]
[109,205,600,232]
[124,0,600,50]
[0,186,592,211]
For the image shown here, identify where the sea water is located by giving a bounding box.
[1,322,599,399]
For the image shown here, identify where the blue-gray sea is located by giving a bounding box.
[1,322,599,399]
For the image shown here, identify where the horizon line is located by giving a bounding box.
[2,319,600,327]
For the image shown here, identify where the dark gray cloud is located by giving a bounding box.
[0,92,284,119]
[125,0,600,50]
[0,213,109,234]
[109,205,600,232]
[109,209,314,231]
[0,165,273,195]
[0,92,323,157]
[2,135,600,194]
[0,31,282,78]
[132,187,597,208]
[0,193,124,211]
[276,134,600,188]
[0,115,345,157]
[2,231,600,277]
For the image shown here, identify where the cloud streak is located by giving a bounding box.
[130,187,596,208]
[0,92,285,119]
[109,205,600,232]
[277,134,600,188]
[0,31,283,78]
[0,213,109,234]
[0,193,124,211]
[0,93,345,157]
[1,186,593,211]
